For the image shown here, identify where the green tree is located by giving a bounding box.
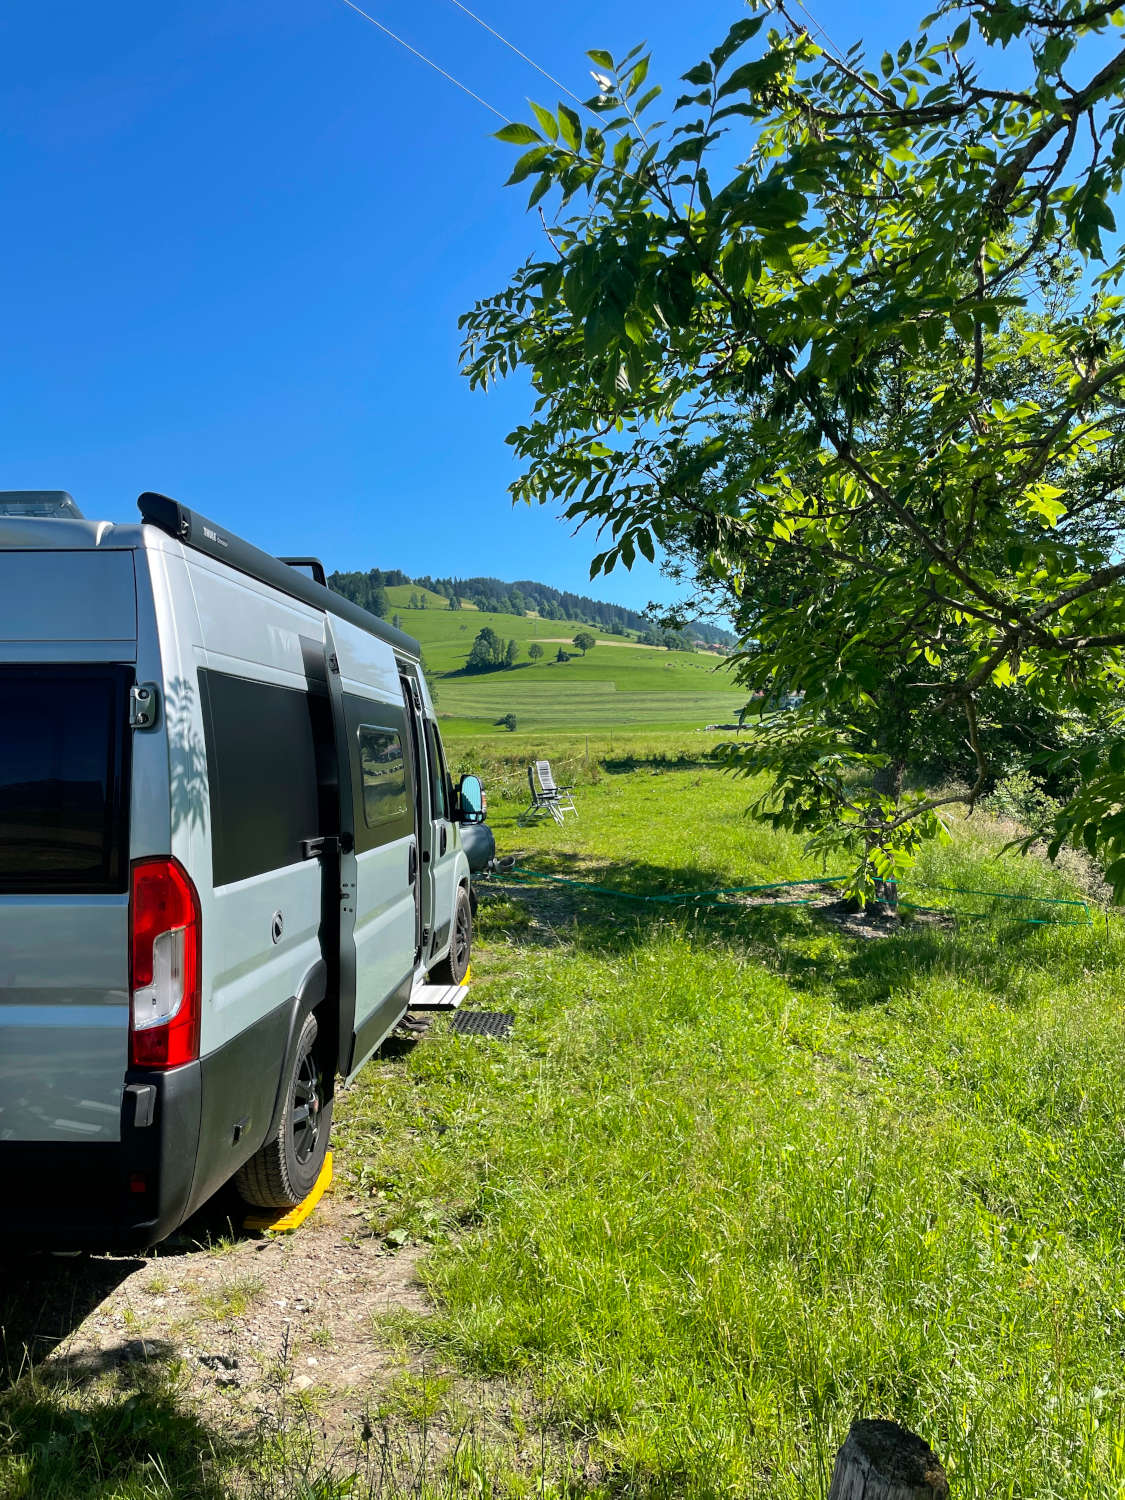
[528,642,544,661]
[505,638,520,667]
[466,627,505,672]
[462,1,1125,900]
[498,712,518,731]
[573,631,597,656]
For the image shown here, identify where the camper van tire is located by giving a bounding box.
[431,884,472,985]
[235,1012,333,1209]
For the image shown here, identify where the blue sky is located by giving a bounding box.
[2,0,926,610]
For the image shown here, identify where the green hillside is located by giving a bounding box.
[382,589,745,735]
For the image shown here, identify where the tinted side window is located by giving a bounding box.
[199,669,321,887]
[345,694,414,852]
[423,720,448,820]
[0,665,131,893]
[359,727,409,830]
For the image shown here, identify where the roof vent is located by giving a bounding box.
[0,490,84,519]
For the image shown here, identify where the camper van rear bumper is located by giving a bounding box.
[0,1061,202,1251]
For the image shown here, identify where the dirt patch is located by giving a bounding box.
[811,897,955,939]
[2,1194,431,1439]
[487,867,963,943]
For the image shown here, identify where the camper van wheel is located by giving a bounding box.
[235,1011,333,1210]
[431,886,472,985]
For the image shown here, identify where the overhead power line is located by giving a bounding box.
[334,0,508,120]
[441,0,585,105]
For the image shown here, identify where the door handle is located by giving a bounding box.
[440,824,448,856]
[408,843,417,884]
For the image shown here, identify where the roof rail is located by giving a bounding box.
[136,493,421,658]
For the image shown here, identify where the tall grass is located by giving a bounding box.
[339,753,1125,1498]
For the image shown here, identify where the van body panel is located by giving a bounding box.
[188,553,324,683]
[0,550,136,643]
[332,615,401,702]
[0,896,129,1143]
[184,554,329,1063]
[205,867,323,1053]
[351,836,417,1040]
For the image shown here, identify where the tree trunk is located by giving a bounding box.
[827,1420,948,1500]
[872,757,906,799]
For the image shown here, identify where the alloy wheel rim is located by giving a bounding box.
[454,905,470,969]
[291,1052,321,1165]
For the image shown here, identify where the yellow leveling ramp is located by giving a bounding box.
[244,1150,333,1234]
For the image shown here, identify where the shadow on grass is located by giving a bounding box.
[0,1251,230,1497]
[0,1361,232,1499]
[479,849,1077,1010]
[601,751,720,775]
[0,1253,144,1384]
[0,1178,274,1496]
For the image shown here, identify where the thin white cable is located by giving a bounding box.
[334,0,509,120]
[442,0,585,105]
[789,0,849,63]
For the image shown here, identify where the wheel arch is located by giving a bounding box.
[263,958,330,1143]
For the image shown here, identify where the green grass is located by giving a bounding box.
[382,593,744,733]
[335,746,1125,1497]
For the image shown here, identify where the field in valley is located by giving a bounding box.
[382,589,747,733]
[6,732,1125,1498]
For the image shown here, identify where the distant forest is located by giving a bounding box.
[326,568,734,648]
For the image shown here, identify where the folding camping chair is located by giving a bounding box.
[518,760,578,825]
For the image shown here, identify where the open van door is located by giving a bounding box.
[321,619,419,1079]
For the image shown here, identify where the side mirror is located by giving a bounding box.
[458,774,485,824]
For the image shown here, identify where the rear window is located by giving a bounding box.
[0,665,131,892]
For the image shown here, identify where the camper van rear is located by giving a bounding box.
[0,494,480,1247]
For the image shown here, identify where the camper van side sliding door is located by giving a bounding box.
[344,689,418,1075]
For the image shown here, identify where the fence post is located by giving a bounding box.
[826,1420,948,1500]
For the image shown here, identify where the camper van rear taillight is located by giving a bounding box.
[129,858,201,1069]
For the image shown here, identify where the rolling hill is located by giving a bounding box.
[382,589,746,735]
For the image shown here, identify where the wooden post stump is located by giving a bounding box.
[827,1420,949,1500]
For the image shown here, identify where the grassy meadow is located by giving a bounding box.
[382,588,746,734]
[336,734,1125,1498]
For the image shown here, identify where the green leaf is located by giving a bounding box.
[681,61,713,86]
[530,101,558,141]
[710,15,765,70]
[506,146,550,185]
[587,49,614,68]
[627,57,650,96]
[495,122,541,145]
[527,174,552,209]
[558,104,582,151]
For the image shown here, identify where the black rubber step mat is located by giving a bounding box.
[449,1010,514,1040]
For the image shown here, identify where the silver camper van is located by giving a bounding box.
[0,491,481,1248]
